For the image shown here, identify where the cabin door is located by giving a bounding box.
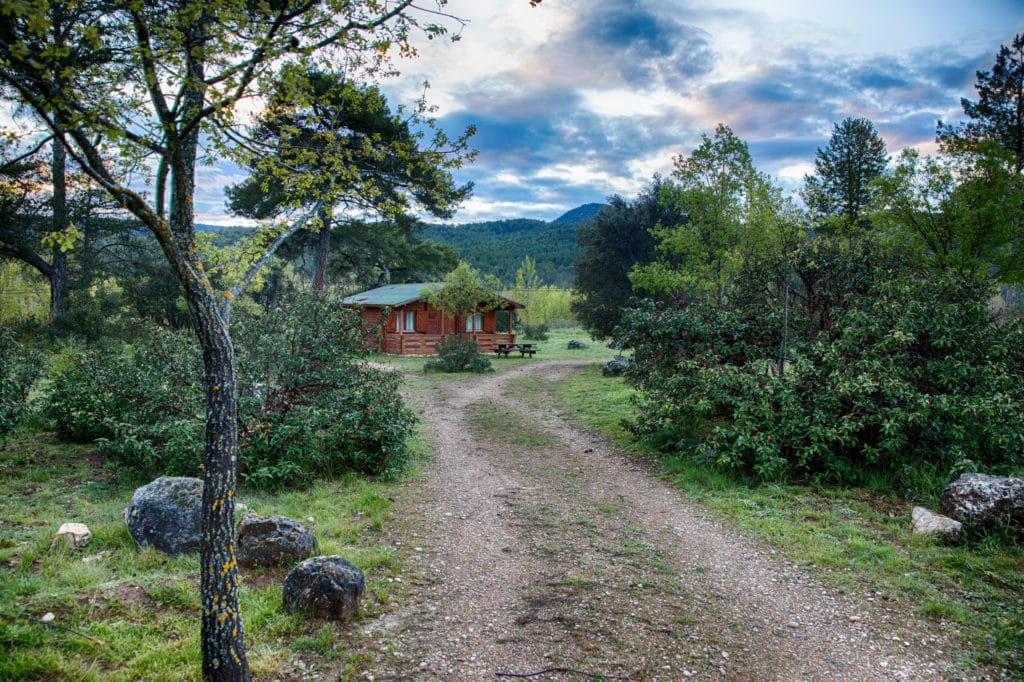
[426,309,440,334]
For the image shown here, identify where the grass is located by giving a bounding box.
[555,362,1024,677]
[0,427,418,681]
[466,398,560,448]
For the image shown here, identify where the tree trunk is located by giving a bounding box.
[50,137,69,334]
[168,20,250,679]
[311,207,331,292]
[188,288,250,682]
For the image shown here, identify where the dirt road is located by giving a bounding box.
[360,361,964,681]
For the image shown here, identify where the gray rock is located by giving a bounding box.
[123,476,203,554]
[911,506,962,542]
[939,473,1024,530]
[602,355,629,377]
[567,339,587,350]
[237,514,318,568]
[282,556,364,619]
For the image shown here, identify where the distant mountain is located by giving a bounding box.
[552,203,606,225]
[423,204,607,287]
[195,204,608,288]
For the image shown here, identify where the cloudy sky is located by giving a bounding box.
[196,0,1023,225]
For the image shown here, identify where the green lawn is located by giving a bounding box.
[0,429,417,681]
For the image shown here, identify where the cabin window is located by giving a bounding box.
[464,312,483,332]
[403,310,416,332]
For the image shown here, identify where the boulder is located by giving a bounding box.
[911,507,962,542]
[52,522,92,549]
[567,339,587,350]
[237,514,318,568]
[602,355,629,377]
[282,556,365,619]
[939,473,1024,530]
[123,476,203,554]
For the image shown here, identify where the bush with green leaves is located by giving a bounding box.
[619,274,1024,493]
[0,328,43,442]
[520,322,550,341]
[423,334,493,373]
[233,291,416,486]
[41,319,205,472]
[41,291,416,487]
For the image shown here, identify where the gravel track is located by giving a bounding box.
[359,361,968,681]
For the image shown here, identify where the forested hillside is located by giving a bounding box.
[423,204,605,286]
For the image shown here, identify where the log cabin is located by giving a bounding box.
[341,283,523,355]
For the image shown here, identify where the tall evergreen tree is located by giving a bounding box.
[572,178,682,339]
[938,34,1024,173]
[801,117,888,231]
[226,67,473,291]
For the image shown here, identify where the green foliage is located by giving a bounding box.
[234,291,416,485]
[520,323,550,341]
[873,144,1024,287]
[620,273,1024,491]
[0,261,48,324]
[631,125,789,304]
[421,261,504,323]
[0,328,43,441]
[423,334,493,373]
[801,117,888,230]
[504,256,574,328]
[41,293,417,486]
[572,181,679,339]
[424,218,581,287]
[938,33,1024,173]
[41,320,205,472]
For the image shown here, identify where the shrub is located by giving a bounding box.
[234,292,416,486]
[619,274,1024,493]
[423,334,493,373]
[0,328,43,442]
[40,291,417,488]
[41,320,204,469]
[521,323,550,341]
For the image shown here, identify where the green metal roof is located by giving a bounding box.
[341,282,523,308]
[341,283,441,307]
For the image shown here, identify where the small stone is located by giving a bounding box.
[848,615,861,622]
[40,612,55,624]
[911,506,962,542]
[52,522,92,549]
[787,620,800,628]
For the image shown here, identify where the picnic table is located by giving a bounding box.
[495,343,538,358]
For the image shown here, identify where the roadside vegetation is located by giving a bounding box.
[558,364,1023,674]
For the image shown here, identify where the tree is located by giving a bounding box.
[874,143,1024,286]
[801,117,888,231]
[0,134,129,334]
[1,2,470,679]
[938,34,1024,173]
[421,261,504,335]
[226,68,473,291]
[572,178,681,339]
[630,124,777,306]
